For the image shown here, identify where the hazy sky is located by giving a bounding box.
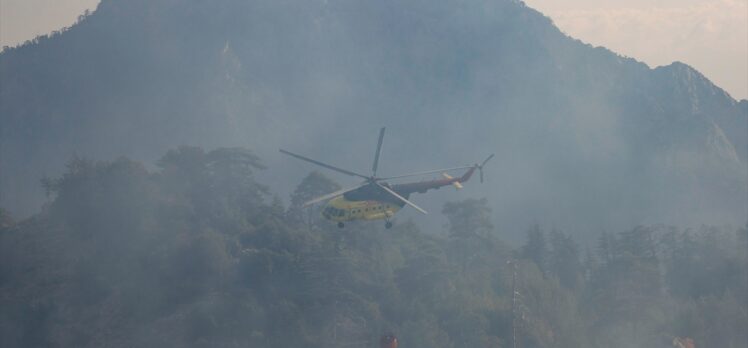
[1,0,746,99]
[524,0,748,100]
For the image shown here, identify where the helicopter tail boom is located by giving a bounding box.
[391,166,478,195]
[441,173,464,189]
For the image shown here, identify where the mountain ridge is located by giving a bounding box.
[1,0,745,235]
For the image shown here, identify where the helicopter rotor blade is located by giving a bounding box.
[481,154,495,167]
[376,182,428,215]
[302,183,368,207]
[371,127,386,177]
[280,149,369,179]
[378,165,474,181]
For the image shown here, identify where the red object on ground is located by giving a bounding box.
[673,337,695,348]
[380,334,398,348]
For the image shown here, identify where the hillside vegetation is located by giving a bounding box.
[1,148,745,347]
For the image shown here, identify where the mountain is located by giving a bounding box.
[1,0,746,237]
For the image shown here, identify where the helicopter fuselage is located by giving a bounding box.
[322,195,403,222]
[321,166,476,223]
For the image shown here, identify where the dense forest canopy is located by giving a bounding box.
[0,148,745,347]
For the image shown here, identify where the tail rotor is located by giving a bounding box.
[478,153,494,183]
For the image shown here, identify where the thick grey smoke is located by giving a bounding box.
[1,0,745,239]
[1,1,746,347]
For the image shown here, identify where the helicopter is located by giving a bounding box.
[280,128,493,229]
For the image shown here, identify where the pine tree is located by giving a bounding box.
[442,198,494,271]
[548,229,582,290]
[442,198,494,239]
[521,224,548,276]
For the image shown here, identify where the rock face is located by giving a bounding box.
[1,0,745,234]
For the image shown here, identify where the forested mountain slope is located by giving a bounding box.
[1,149,745,347]
[1,0,746,235]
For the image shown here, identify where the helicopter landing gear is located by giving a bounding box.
[337,222,345,228]
[385,221,393,229]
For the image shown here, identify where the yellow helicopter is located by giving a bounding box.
[280,128,493,228]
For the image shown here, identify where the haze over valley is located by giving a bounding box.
[0,1,746,347]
